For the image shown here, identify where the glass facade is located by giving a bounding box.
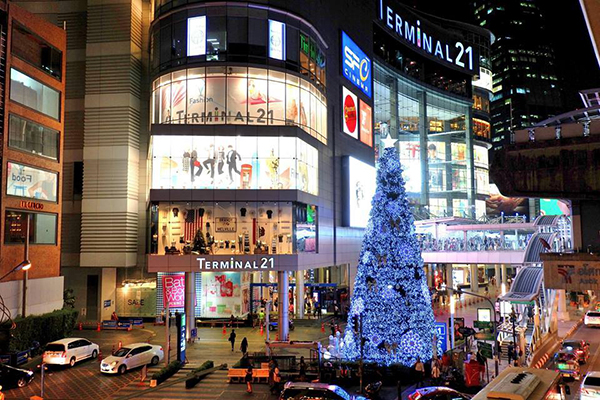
[150,135,318,195]
[11,23,63,81]
[374,62,489,218]
[149,201,316,255]
[4,210,57,244]
[151,67,327,144]
[8,114,59,160]
[10,68,60,120]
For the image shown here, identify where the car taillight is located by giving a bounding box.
[159,347,163,352]
[581,388,589,395]
[61,351,67,358]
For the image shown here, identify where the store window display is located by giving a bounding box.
[150,202,316,255]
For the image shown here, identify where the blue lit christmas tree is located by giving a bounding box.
[343,138,435,366]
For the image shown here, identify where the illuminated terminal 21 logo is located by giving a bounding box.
[342,31,372,98]
[557,265,575,284]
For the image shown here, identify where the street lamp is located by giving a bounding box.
[510,306,518,364]
[0,260,31,282]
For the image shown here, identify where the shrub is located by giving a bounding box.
[5,309,78,352]
[151,360,181,384]
[185,360,215,389]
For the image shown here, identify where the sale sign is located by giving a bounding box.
[163,274,185,307]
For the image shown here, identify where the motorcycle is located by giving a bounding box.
[364,381,382,400]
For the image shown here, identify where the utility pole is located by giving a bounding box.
[22,214,31,318]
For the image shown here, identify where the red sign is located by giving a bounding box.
[342,86,358,138]
[359,100,373,147]
[162,274,185,307]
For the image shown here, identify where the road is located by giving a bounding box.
[547,322,600,399]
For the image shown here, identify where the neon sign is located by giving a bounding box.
[342,31,372,98]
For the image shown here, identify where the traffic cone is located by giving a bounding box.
[97,322,101,332]
[118,341,122,349]
[222,324,227,336]
[321,323,325,333]
[79,322,83,331]
[260,324,264,336]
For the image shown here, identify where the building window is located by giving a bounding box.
[11,23,62,80]
[4,210,57,244]
[8,114,59,160]
[6,162,58,202]
[73,162,83,200]
[10,69,60,120]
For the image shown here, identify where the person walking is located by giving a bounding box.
[229,329,237,352]
[245,365,254,393]
[414,357,425,388]
[240,337,249,355]
[431,358,441,385]
[299,356,307,382]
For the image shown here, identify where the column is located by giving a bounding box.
[185,272,196,340]
[296,271,304,319]
[445,264,453,287]
[470,264,479,293]
[557,289,569,321]
[425,265,433,288]
[99,268,116,321]
[278,271,289,341]
[418,90,429,207]
[262,271,270,304]
[501,264,508,286]
[494,264,501,288]
[465,107,476,218]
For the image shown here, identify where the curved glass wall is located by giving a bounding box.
[374,62,489,218]
[150,135,318,195]
[151,66,327,144]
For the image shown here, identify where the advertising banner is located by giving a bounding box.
[187,16,206,56]
[269,20,285,60]
[434,322,448,354]
[485,184,528,218]
[346,157,376,228]
[163,274,185,308]
[176,312,186,363]
[359,100,373,147]
[342,86,358,138]
[201,272,243,317]
[116,287,157,317]
[341,31,372,98]
[6,162,58,202]
[398,141,421,193]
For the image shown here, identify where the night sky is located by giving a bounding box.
[400,0,600,111]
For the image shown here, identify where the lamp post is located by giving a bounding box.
[510,306,517,364]
[451,287,499,377]
[22,214,31,318]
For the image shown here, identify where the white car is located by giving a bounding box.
[100,343,163,374]
[43,338,99,367]
[581,371,600,399]
[585,311,600,327]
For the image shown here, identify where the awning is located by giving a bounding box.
[500,266,544,303]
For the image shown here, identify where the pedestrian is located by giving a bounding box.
[414,357,425,388]
[507,343,514,364]
[230,314,236,327]
[299,356,307,382]
[441,352,451,374]
[245,365,254,393]
[334,303,339,318]
[272,363,281,393]
[330,322,336,336]
[258,309,265,327]
[111,311,119,321]
[229,329,237,352]
[431,358,441,384]
[241,337,248,355]
[269,359,279,394]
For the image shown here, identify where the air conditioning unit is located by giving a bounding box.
[487,371,541,400]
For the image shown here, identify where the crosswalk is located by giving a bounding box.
[113,364,274,400]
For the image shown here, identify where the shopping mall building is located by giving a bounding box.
[13,0,491,328]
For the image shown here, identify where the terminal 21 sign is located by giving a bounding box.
[379,0,478,74]
[342,31,372,98]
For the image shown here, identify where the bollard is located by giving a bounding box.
[97,322,102,332]
[79,322,83,331]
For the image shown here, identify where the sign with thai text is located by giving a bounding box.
[543,259,600,291]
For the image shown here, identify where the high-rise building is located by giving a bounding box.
[0,1,66,317]
[472,0,564,151]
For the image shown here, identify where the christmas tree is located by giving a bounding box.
[343,139,435,366]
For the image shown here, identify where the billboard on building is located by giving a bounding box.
[163,274,185,308]
[269,20,285,60]
[187,16,206,56]
[343,156,376,228]
[342,86,358,138]
[341,31,371,98]
[485,184,529,218]
[116,287,157,317]
[359,100,373,147]
[6,162,58,202]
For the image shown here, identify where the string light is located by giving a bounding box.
[343,145,435,366]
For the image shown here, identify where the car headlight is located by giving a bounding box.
[27,371,33,376]
[110,361,118,367]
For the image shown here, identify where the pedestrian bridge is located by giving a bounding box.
[417,215,572,265]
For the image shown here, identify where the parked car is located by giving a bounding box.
[582,371,600,400]
[43,338,99,367]
[279,382,366,400]
[585,311,600,327]
[561,339,590,364]
[554,350,581,380]
[0,364,34,389]
[100,343,163,375]
[408,387,472,400]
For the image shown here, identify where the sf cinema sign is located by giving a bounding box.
[342,31,372,98]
